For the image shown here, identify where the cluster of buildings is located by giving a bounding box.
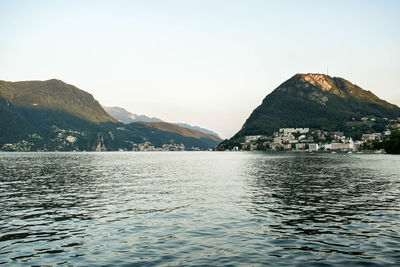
[0,128,203,152]
[236,125,396,152]
[129,141,188,151]
[1,140,34,151]
[1,129,82,152]
[362,116,400,128]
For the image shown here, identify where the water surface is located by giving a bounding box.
[1,152,399,266]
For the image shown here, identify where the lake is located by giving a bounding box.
[0,152,399,266]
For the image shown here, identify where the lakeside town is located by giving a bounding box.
[229,117,400,153]
[1,116,399,153]
[0,138,200,152]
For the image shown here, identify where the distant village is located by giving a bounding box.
[229,117,400,153]
[128,141,201,152]
[0,129,203,152]
[2,116,399,152]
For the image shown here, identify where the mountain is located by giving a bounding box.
[218,73,400,148]
[174,123,220,138]
[393,96,400,107]
[0,79,220,151]
[0,79,117,145]
[0,79,117,123]
[103,106,163,123]
[136,122,221,142]
[103,106,221,138]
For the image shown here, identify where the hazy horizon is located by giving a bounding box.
[1,0,399,138]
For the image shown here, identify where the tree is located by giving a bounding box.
[384,130,400,154]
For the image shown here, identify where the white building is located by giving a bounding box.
[323,144,332,150]
[295,143,305,150]
[361,133,381,141]
[308,143,319,152]
[279,128,309,136]
[245,135,265,142]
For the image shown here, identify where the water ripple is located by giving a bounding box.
[0,152,399,266]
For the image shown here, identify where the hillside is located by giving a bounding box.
[219,73,400,149]
[103,106,163,123]
[0,79,117,123]
[136,122,222,142]
[0,79,220,151]
[103,106,221,138]
[103,106,219,140]
[173,123,220,138]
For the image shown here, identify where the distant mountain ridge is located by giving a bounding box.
[173,123,220,138]
[218,73,400,149]
[103,106,221,138]
[0,79,220,151]
[136,122,221,142]
[103,106,163,123]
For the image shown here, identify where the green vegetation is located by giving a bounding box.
[0,79,219,151]
[219,73,400,149]
[137,122,222,142]
[384,130,400,154]
[217,136,245,150]
[0,79,116,123]
[341,118,388,140]
[370,130,400,154]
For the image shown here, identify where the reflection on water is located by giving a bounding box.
[245,154,400,265]
[0,152,399,266]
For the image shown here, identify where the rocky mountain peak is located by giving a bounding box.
[301,73,333,91]
[225,73,400,140]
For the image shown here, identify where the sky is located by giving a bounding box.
[1,0,399,138]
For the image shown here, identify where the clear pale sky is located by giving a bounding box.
[1,0,399,138]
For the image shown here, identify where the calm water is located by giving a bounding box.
[0,152,399,266]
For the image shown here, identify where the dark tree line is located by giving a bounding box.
[371,130,400,154]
